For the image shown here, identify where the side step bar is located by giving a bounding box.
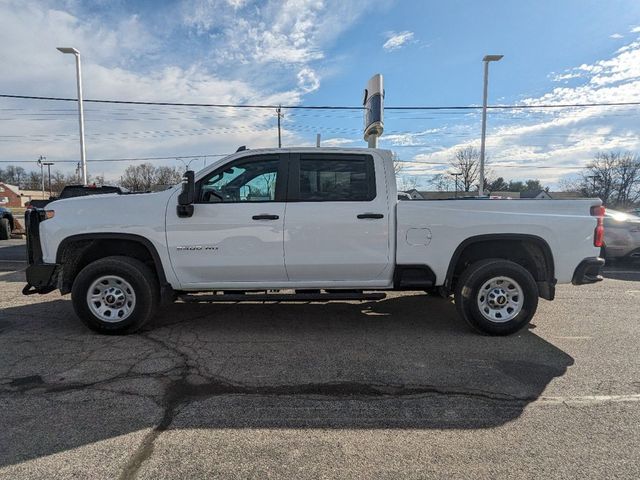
[178,291,387,303]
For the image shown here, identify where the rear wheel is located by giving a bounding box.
[454,259,538,335]
[0,218,10,240]
[72,256,159,334]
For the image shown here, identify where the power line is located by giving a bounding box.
[0,154,229,164]
[2,93,640,110]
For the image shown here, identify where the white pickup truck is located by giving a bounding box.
[24,148,605,335]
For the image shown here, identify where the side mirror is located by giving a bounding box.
[177,170,195,218]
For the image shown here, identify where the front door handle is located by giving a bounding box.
[357,213,384,219]
[252,214,280,220]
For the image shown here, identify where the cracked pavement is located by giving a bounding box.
[1,243,639,479]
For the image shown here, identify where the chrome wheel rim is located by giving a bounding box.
[87,275,136,323]
[476,276,523,323]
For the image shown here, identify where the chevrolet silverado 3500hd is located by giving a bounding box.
[23,148,605,335]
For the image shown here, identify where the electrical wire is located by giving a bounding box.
[3,93,640,110]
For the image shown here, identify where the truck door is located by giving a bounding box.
[283,153,392,283]
[166,153,288,287]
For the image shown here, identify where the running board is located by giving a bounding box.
[178,291,387,303]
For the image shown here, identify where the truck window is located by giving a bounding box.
[298,158,375,201]
[199,157,280,203]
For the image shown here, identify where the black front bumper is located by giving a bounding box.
[23,263,59,295]
[572,257,605,285]
[22,209,59,295]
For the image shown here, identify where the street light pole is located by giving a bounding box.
[57,47,88,186]
[42,161,54,197]
[37,156,46,200]
[449,171,462,198]
[479,54,503,197]
[177,158,197,171]
[276,106,283,148]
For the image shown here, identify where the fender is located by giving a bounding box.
[56,233,168,285]
[444,233,556,290]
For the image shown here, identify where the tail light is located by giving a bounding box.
[591,205,605,247]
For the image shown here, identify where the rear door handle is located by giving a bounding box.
[252,214,280,220]
[357,213,384,219]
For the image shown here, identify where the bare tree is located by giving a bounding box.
[428,173,454,192]
[613,153,640,207]
[450,146,480,192]
[392,151,403,175]
[120,164,183,192]
[573,151,640,207]
[397,176,419,192]
[0,165,26,187]
[584,152,619,205]
[155,166,183,188]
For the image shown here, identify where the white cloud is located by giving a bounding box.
[0,0,371,179]
[183,0,370,65]
[409,38,640,186]
[321,137,358,147]
[610,33,623,39]
[296,67,320,93]
[382,31,414,51]
[631,26,640,33]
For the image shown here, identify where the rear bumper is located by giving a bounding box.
[572,257,605,285]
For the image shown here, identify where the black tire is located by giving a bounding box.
[454,258,538,336]
[72,256,159,334]
[0,218,10,240]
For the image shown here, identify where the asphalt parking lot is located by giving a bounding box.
[1,239,639,479]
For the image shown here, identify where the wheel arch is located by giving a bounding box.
[56,233,168,295]
[445,234,556,300]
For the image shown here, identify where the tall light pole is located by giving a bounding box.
[57,47,88,186]
[42,161,54,198]
[449,171,462,198]
[177,157,197,171]
[37,156,46,199]
[479,54,503,197]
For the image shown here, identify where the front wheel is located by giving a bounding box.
[72,256,159,334]
[454,259,539,335]
[0,218,10,240]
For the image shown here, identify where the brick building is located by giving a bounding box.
[0,183,22,208]
[0,183,48,208]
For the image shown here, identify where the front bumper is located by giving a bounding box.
[23,263,59,295]
[572,257,605,285]
[22,208,59,295]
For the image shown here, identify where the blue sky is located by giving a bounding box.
[1,0,640,187]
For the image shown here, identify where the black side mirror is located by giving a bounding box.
[177,170,195,218]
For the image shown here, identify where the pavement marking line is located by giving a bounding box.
[0,268,26,278]
[534,394,640,405]
[551,336,592,340]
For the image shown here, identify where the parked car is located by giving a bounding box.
[27,184,127,209]
[603,209,640,261]
[0,206,14,240]
[23,148,604,336]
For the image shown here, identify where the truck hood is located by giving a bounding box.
[44,188,176,234]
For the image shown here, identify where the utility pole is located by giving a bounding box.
[42,161,54,197]
[276,106,283,148]
[37,156,46,200]
[316,133,321,147]
[450,171,462,198]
